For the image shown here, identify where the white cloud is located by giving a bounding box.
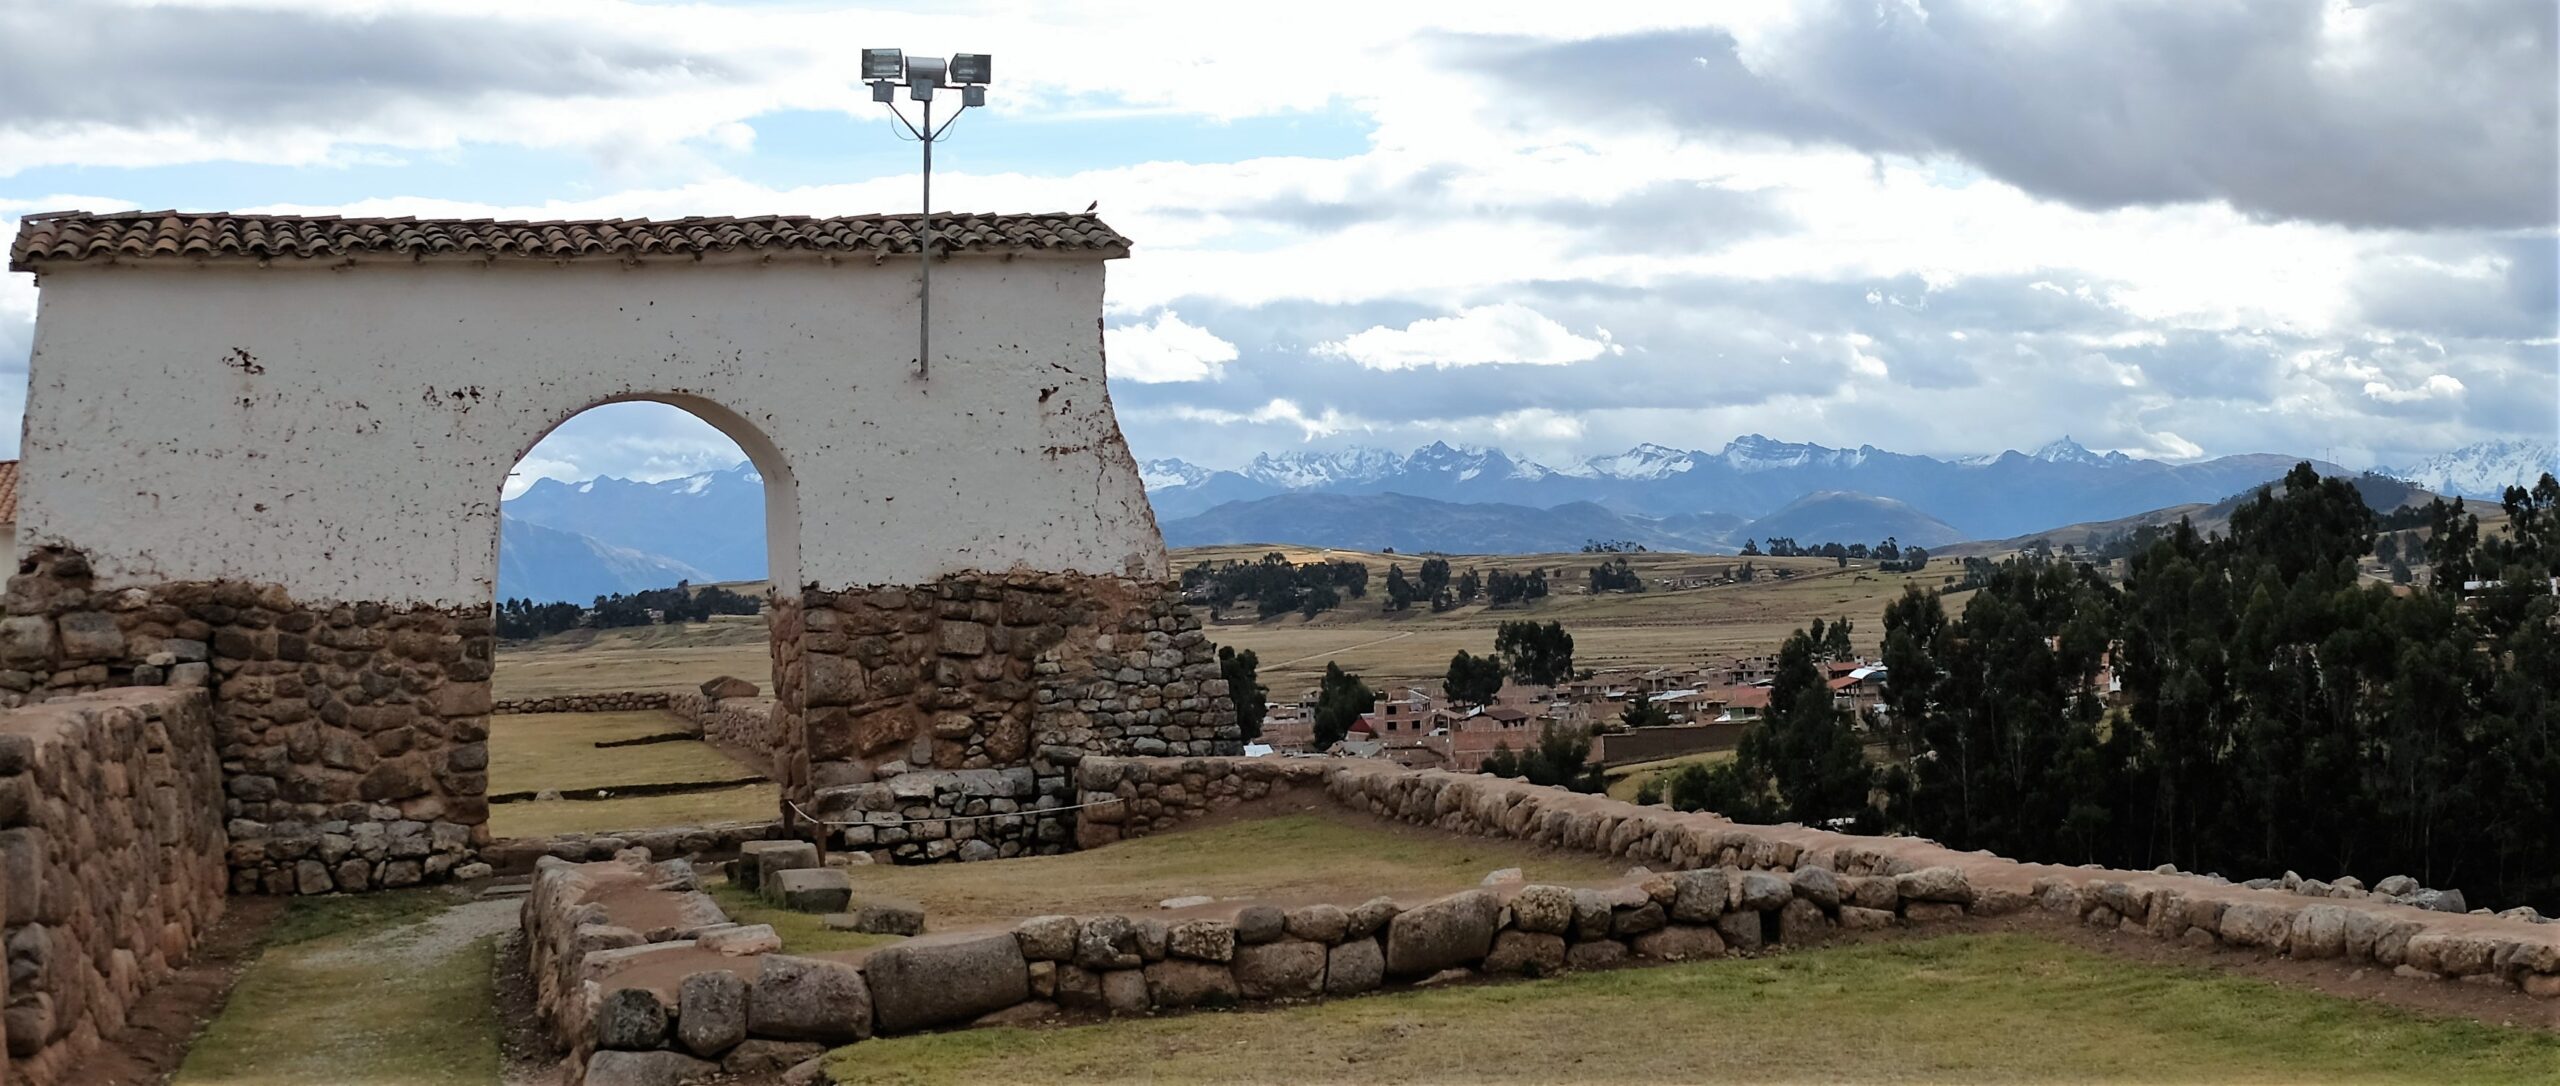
[1154,398,1362,441]
[2362,373,2466,404]
[1316,304,1619,371]
[1104,311,1238,383]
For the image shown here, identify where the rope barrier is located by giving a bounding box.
[783,796,1118,829]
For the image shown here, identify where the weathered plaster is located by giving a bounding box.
[17,253,1163,605]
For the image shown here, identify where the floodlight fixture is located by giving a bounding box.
[863,49,994,380]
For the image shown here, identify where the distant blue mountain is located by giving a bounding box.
[495,516,707,604]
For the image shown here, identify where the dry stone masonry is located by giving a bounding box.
[0,548,492,896]
[1,689,226,1086]
[773,572,1238,855]
[493,692,675,715]
[1078,756,2560,1002]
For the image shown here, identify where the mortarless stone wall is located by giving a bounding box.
[1,689,227,1086]
[775,573,1237,839]
[492,692,674,715]
[0,546,489,895]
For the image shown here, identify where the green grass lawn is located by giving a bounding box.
[833,933,2560,1085]
[488,710,757,794]
[841,811,1627,927]
[176,889,505,1086]
[708,877,906,954]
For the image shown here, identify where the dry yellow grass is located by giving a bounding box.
[494,546,1965,702]
[485,709,775,838]
[486,782,779,840]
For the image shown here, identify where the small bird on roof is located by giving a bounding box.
[1084,200,1099,212]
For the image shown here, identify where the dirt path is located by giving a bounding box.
[1268,630,1413,667]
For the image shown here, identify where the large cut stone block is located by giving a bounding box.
[865,931,1031,1033]
[748,955,871,1043]
[763,868,852,913]
[1384,889,1500,977]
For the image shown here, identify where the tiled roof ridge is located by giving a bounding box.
[10,210,1130,271]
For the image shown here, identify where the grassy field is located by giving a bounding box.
[832,932,2560,1085]
[488,710,756,794]
[492,615,769,701]
[826,811,1625,928]
[176,889,505,1086]
[486,781,778,839]
[485,710,774,838]
[494,546,1964,702]
[1602,749,1735,802]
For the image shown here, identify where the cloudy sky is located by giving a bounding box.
[3,0,2554,492]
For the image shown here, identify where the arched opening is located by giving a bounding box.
[484,397,802,842]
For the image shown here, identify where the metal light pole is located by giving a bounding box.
[864,49,991,380]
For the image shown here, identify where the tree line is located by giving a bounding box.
[1184,553,1371,619]
[494,581,762,641]
[1388,557,1552,612]
[1647,465,2560,912]
[1740,536,1928,571]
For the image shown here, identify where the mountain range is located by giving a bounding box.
[491,437,2554,602]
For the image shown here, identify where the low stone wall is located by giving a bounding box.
[529,846,1980,1085]
[668,692,775,753]
[493,692,675,715]
[2,689,227,1086]
[1078,756,2560,1002]
[805,764,1074,863]
[480,821,784,876]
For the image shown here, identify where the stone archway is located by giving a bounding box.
[3,209,1240,890]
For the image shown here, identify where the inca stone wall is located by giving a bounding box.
[775,572,1237,849]
[492,692,673,715]
[1080,756,2560,1000]
[1,689,226,1086]
[0,546,490,895]
[668,691,777,755]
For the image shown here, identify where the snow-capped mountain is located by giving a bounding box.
[1572,443,1696,480]
[505,462,769,582]
[1138,435,2377,543]
[1238,446,1407,489]
[2385,440,2559,500]
[1715,433,1872,474]
[2026,436,2135,468]
[1138,458,1212,491]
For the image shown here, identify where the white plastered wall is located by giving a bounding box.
[15,252,1166,607]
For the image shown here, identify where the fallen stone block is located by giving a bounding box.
[763,868,852,913]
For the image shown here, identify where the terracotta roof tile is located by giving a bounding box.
[9,210,1130,272]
